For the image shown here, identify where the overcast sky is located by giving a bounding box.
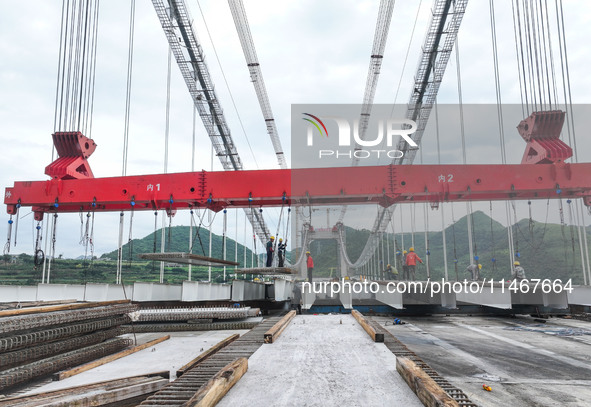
[1,0,590,260]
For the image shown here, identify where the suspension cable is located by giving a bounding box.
[122,0,136,176]
[450,203,459,281]
[234,209,238,274]
[512,0,529,115]
[455,38,474,266]
[83,212,91,264]
[4,216,13,255]
[152,211,158,273]
[434,100,448,280]
[222,209,227,281]
[189,208,208,255]
[195,0,258,167]
[89,208,95,266]
[47,214,58,284]
[566,199,580,283]
[392,0,423,107]
[13,204,20,249]
[127,205,135,268]
[489,202,497,272]
[555,0,588,282]
[34,221,45,270]
[511,202,520,260]
[116,212,124,284]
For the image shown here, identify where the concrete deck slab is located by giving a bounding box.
[23,330,249,396]
[375,315,591,406]
[217,315,422,407]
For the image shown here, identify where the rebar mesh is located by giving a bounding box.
[135,307,259,322]
[0,337,131,391]
[0,327,123,370]
[0,303,137,336]
[122,321,258,333]
[0,315,130,353]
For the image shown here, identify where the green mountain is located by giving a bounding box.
[101,225,255,265]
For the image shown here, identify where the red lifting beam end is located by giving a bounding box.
[45,131,97,180]
[517,110,573,164]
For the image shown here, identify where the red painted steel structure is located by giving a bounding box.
[45,132,97,180]
[5,163,591,221]
[517,111,573,164]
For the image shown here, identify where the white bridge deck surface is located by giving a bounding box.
[21,329,251,396]
[217,314,423,407]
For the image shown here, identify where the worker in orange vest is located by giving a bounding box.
[405,247,423,281]
[306,251,314,283]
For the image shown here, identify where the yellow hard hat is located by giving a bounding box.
[478,264,482,269]
[306,251,310,254]
[270,236,275,240]
[409,247,415,252]
[514,261,520,266]
[279,238,283,242]
[403,250,408,254]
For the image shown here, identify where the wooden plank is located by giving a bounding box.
[71,379,168,407]
[0,372,170,406]
[55,335,170,380]
[40,379,169,407]
[264,310,296,344]
[176,334,240,377]
[396,357,460,407]
[182,358,248,407]
[0,299,131,318]
[351,310,384,342]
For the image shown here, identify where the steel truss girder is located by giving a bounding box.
[151,0,271,241]
[5,163,591,220]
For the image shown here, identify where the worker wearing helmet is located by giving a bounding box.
[405,247,423,281]
[306,251,314,283]
[465,262,482,281]
[384,263,398,280]
[512,261,526,281]
[401,250,409,280]
[266,236,275,267]
[277,238,287,267]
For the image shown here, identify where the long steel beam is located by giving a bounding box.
[5,163,591,220]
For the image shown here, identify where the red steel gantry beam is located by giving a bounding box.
[5,163,591,221]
